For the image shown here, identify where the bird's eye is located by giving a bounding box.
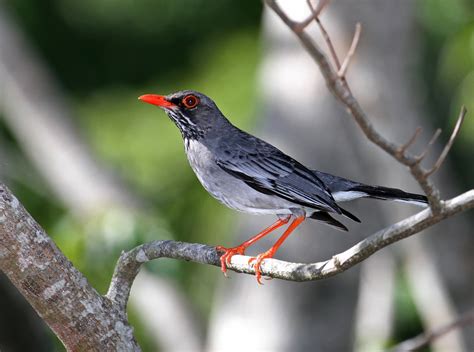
[182,95,199,109]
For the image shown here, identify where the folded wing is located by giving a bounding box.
[216,135,342,215]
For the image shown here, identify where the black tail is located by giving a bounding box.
[310,170,427,231]
[313,170,428,207]
[350,184,428,206]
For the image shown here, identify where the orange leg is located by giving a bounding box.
[216,216,291,275]
[249,216,305,284]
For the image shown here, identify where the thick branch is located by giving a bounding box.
[108,190,474,310]
[0,183,140,351]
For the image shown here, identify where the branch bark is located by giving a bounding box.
[0,183,140,351]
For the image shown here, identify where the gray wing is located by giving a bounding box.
[215,133,342,214]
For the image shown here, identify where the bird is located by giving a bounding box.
[139,90,428,283]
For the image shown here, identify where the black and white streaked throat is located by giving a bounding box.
[163,107,205,141]
[139,91,224,141]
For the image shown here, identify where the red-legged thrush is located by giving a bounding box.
[139,90,427,283]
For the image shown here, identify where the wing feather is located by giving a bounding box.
[216,137,341,214]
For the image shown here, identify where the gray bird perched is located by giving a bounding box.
[139,90,427,283]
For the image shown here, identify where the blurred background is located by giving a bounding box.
[0,0,473,351]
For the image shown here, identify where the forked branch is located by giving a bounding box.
[414,128,441,163]
[294,0,332,32]
[338,22,362,78]
[264,0,468,214]
[305,0,361,93]
[397,127,422,157]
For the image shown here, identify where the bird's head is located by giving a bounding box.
[139,90,227,140]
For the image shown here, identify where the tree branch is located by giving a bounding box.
[338,22,362,78]
[425,106,467,177]
[389,309,474,352]
[107,189,474,310]
[264,0,467,215]
[293,0,332,33]
[0,183,140,351]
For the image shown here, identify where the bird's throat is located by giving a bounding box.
[165,109,204,140]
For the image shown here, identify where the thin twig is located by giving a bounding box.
[397,127,422,157]
[307,0,340,69]
[425,106,467,176]
[315,17,340,67]
[293,13,317,33]
[388,309,474,352]
[338,22,362,78]
[415,128,442,163]
[312,0,332,17]
[305,0,352,93]
[295,0,332,32]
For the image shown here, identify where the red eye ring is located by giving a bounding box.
[182,94,199,109]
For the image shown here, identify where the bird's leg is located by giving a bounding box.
[249,216,305,284]
[216,216,291,275]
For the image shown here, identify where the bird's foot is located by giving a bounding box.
[216,245,247,276]
[248,249,275,284]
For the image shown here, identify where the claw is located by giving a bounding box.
[250,216,305,284]
[215,217,292,281]
[217,216,305,284]
[248,250,274,285]
[216,244,246,276]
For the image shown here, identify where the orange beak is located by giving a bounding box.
[138,94,176,108]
